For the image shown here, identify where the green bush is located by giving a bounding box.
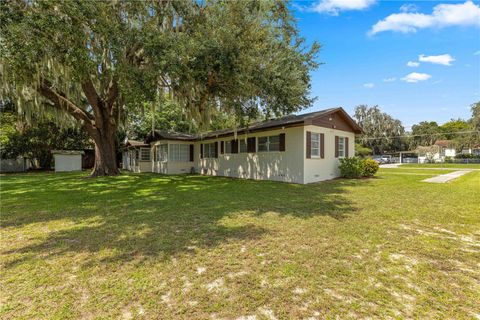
[361,158,379,177]
[456,154,480,159]
[339,157,364,178]
[339,157,379,178]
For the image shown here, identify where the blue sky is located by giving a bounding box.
[291,0,480,130]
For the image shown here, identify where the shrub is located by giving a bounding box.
[361,158,379,177]
[339,157,364,178]
[339,157,379,178]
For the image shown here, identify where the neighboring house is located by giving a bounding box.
[418,140,456,163]
[123,107,362,184]
[461,144,480,156]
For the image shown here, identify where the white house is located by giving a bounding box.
[418,140,456,163]
[123,107,362,184]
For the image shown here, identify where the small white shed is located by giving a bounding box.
[52,150,84,172]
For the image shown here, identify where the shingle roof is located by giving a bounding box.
[200,108,341,138]
[125,140,149,147]
[148,131,197,141]
[434,140,454,147]
[145,107,362,143]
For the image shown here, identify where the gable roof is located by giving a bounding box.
[198,107,362,139]
[145,107,362,143]
[125,139,149,148]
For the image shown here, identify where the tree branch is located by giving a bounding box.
[38,79,96,135]
[81,78,104,126]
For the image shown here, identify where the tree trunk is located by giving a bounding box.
[90,127,119,177]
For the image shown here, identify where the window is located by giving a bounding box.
[338,137,346,158]
[225,141,233,154]
[239,139,248,153]
[140,148,151,161]
[156,144,168,162]
[169,144,190,162]
[203,142,216,158]
[258,135,280,152]
[311,133,320,158]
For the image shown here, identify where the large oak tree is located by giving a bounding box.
[1,0,318,176]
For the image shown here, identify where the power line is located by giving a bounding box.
[359,130,480,140]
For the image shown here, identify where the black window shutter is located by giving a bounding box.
[200,143,204,159]
[335,136,339,158]
[247,137,256,153]
[231,139,238,154]
[306,131,311,159]
[214,141,218,158]
[220,141,224,154]
[279,133,286,151]
[320,133,325,159]
[345,137,349,157]
[189,144,194,162]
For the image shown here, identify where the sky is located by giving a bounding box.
[291,0,480,130]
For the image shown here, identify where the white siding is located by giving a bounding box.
[197,127,304,183]
[151,140,194,174]
[54,154,82,172]
[303,125,356,184]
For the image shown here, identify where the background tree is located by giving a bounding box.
[409,121,441,149]
[354,105,405,154]
[1,100,92,168]
[471,101,480,130]
[126,98,197,141]
[1,0,319,176]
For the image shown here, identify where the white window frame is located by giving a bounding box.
[156,144,168,162]
[239,139,248,153]
[338,137,346,158]
[257,135,280,152]
[225,141,233,154]
[169,144,190,162]
[203,142,216,158]
[140,148,151,161]
[311,133,320,158]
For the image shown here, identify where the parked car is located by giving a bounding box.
[371,155,392,164]
[372,156,387,164]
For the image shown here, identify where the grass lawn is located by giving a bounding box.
[1,170,479,319]
[400,163,480,169]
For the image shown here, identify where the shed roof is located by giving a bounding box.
[51,150,85,155]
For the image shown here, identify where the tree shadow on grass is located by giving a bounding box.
[1,172,369,269]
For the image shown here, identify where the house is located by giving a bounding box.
[461,144,480,156]
[418,140,456,163]
[122,107,362,184]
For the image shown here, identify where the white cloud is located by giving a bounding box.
[401,72,431,83]
[400,4,418,13]
[312,0,376,15]
[363,83,375,88]
[369,1,480,35]
[383,77,396,82]
[407,61,420,67]
[419,54,455,66]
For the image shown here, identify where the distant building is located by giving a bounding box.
[418,140,456,163]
